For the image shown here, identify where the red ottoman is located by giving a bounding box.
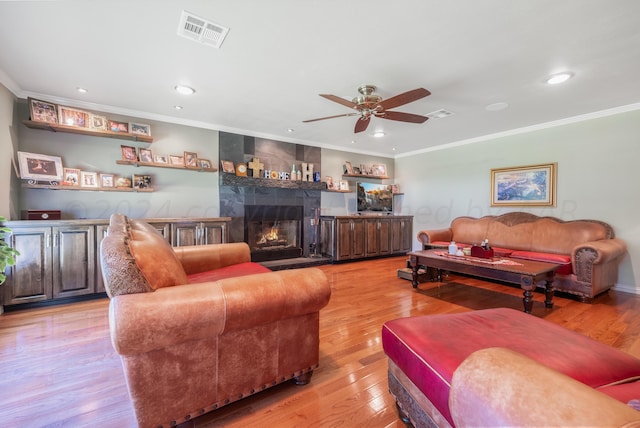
[382,308,640,427]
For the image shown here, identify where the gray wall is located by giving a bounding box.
[395,109,640,293]
[15,99,220,219]
[0,84,18,219]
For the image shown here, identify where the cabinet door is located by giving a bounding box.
[52,225,95,299]
[351,219,366,259]
[146,222,172,243]
[379,218,391,255]
[3,226,53,305]
[171,223,199,247]
[319,218,335,259]
[391,220,403,253]
[335,219,353,260]
[201,221,227,244]
[400,218,413,252]
[366,219,380,257]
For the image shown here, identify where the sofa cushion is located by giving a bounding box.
[598,380,640,404]
[382,308,640,426]
[128,219,188,290]
[510,250,572,275]
[187,261,271,283]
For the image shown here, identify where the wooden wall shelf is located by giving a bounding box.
[23,120,154,143]
[116,160,217,172]
[221,173,325,190]
[22,183,154,193]
[323,189,352,193]
[342,174,389,180]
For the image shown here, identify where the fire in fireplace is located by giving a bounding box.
[245,205,303,262]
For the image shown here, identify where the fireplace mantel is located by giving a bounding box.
[221,173,325,190]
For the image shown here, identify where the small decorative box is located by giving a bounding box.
[470,245,494,259]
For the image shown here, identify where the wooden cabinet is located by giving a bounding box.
[171,220,228,246]
[2,217,231,310]
[3,224,94,306]
[321,216,412,262]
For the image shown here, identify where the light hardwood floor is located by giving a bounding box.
[2,256,640,427]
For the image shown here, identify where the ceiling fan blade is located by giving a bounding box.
[303,113,359,123]
[381,111,429,124]
[377,88,431,110]
[320,94,357,109]
[354,116,370,133]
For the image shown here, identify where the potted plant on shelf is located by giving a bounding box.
[0,216,20,285]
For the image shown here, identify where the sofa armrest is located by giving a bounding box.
[449,347,640,427]
[109,267,330,355]
[573,238,627,265]
[417,228,452,247]
[173,242,251,275]
[572,238,627,284]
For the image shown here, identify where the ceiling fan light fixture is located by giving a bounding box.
[545,72,573,85]
[175,85,196,95]
[373,131,385,138]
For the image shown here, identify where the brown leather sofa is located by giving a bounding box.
[450,348,640,427]
[100,214,331,428]
[417,212,626,301]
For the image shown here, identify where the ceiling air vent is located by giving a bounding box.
[177,10,229,48]
[426,109,454,119]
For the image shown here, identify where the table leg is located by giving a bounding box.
[410,255,418,288]
[544,279,554,308]
[520,275,534,314]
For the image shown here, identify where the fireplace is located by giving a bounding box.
[245,205,303,262]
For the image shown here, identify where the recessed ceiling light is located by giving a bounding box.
[373,131,385,138]
[174,105,183,110]
[545,72,573,85]
[76,87,88,93]
[287,128,294,133]
[174,85,196,95]
[485,102,509,111]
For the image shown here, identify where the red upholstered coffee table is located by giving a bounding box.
[409,249,559,313]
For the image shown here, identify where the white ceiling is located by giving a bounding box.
[1,0,639,157]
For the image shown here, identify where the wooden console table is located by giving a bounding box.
[408,249,559,313]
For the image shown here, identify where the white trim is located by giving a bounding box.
[612,283,640,296]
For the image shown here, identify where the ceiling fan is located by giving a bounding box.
[303,85,431,133]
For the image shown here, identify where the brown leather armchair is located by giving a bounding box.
[101,214,331,427]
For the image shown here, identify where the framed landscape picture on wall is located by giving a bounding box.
[491,163,557,207]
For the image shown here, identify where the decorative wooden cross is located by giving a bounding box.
[248,158,264,178]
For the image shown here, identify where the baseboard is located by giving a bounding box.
[612,283,640,295]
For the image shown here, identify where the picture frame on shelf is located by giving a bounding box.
[89,114,108,131]
[17,151,63,182]
[80,171,98,188]
[491,163,557,207]
[184,151,198,167]
[339,180,349,191]
[58,105,89,128]
[62,167,80,186]
[28,98,58,124]
[133,174,151,189]
[154,154,168,164]
[353,166,361,175]
[138,148,153,163]
[121,145,137,161]
[109,120,129,133]
[100,173,114,188]
[198,159,212,169]
[344,161,353,174]
[372,163,387,177]
[220,160,235,173]
[169,155,184,166]
[129,122,151,136]
[115,176,132,188]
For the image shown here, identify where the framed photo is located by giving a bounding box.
[89,114,108,131]
[100,173,114,188]
[58,106,89,128]
[220,160,235,173]
[17,151,63,182]
[169,155,184,166]
[154,154,168,164]
[372,163,387,177]
[133,174,151,189]
[339,180,349,191]
[353,166,361,175]
[184,151,198,167]
[198,158,212,169]
[28,98,58,124]
[491,163,557,207]
[129,122,151,136]
[62,167,80,186]
[121,145,137,161]
[80,171,98,188]
[109,120,129,133]
[344,161,353,175]
[138,148,153,163]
